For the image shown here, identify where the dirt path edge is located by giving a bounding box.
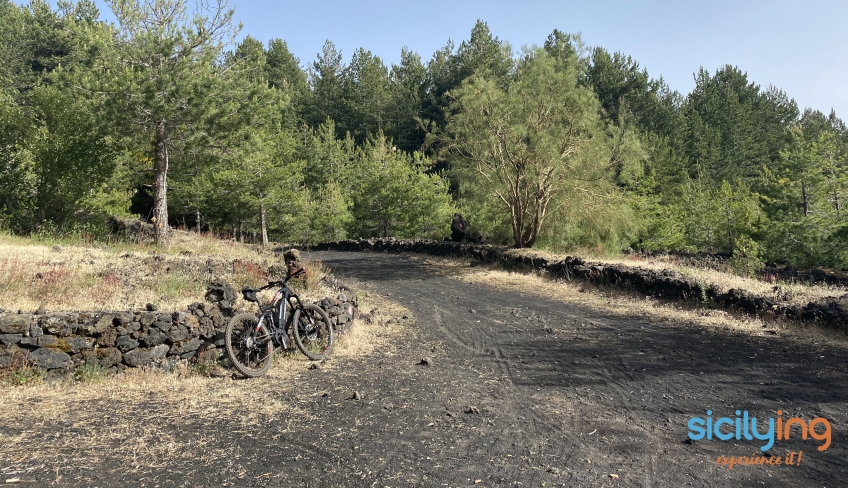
[310,238,848,330]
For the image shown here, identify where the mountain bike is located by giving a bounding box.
[225,268,334,377]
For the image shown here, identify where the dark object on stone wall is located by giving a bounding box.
[283,249,300,263]
[449,213,486,243]
[205,280,237,304]
[450,213,469,242]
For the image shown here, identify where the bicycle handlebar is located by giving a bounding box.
[264,267,305,288]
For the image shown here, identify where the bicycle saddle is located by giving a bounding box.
[241,288,259,303]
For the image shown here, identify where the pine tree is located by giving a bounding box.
[85,0,241,246]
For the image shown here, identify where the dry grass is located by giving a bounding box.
[0,231,326,313]
[498,247,847,307]
[0,367,302,480]
[595,254,846,306]
[331,280,411,361]
[419,256,848,346]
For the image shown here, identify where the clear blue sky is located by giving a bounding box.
[21,0,848,119]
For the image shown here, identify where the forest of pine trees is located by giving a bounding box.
[1,1,846,267]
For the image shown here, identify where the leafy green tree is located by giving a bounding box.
[444,47,636,248]
[451,20,514,86]
[586,47,650,124]
[169,34,295,246]
[542,29,582,68]
[683,66,797,184]
[0,86,31,230]
[207,129,305,245]
[0,0,114,233]
[305,180,352,243]
[763,128,848,265]
[265,38,308,128]
[349,134,453,239]
[585,46,684,139]
[292,120,357,242]
[419,39,454,137]
[305,40,347,134]
[677,175,760,253]
[421,21,514,139]
[25,84,116,230]
[0,0,100,92]
[298,119,357,191]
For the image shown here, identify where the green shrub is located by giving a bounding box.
[73,363,106,382]
[730,235,764,279]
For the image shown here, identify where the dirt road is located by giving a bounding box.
[295,251,848,487]
[3,250,847,487]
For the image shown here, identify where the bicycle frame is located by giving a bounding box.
[254,282,308,350]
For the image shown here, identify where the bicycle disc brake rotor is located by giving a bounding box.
[306,327,318,341]
[302,314,318,340]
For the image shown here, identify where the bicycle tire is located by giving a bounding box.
[226,313,274,377]
[292,304,334,360]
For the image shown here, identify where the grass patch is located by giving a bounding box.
[73,363,106,383]
[0,232,330,312]
[0,353,46,386]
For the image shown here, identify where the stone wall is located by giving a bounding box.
[0,282,357,377]
[312,238,848,330]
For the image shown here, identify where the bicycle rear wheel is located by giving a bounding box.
[293,304,334,360]
[226,313,274,377]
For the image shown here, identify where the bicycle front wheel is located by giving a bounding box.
[226,313,274,377]
[293,304,334,360]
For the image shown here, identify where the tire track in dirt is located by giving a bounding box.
[432,301,583,483]
[308,250,848,487]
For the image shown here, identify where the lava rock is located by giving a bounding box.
[123,348,153,367]
[0,334,23,346]
[116,335,139,352]
[205,281,237,304]
[0,314,30,334]
[81,347,122,369]
[138,328,165,347]
[150,344,169,360]
[66,336,94,353]
[29,348,71,369]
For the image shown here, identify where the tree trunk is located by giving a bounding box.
[238,221,244,243]
[259,203,268,247]
[153,119,170,246]
[510,208,523,248]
